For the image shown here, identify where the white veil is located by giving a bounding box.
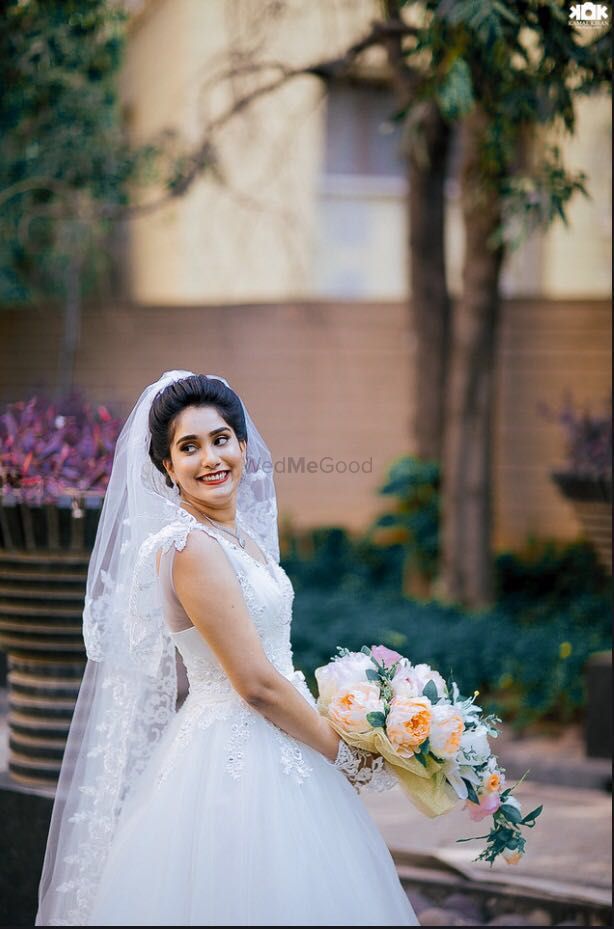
[35,370,279,926]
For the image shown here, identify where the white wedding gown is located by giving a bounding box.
[87,514,419,926]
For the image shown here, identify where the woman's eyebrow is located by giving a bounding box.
[175,427,229,446]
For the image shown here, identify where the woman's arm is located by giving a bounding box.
[172,530,342,763]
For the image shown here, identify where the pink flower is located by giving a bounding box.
[465,792,501,822]
[371,645,403,668]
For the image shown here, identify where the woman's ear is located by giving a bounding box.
[163,457,174,482]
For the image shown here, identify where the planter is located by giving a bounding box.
[585,650,612,759]
[0,500,101,789]
[551,473,612,573]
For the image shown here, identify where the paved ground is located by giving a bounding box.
[362,779,611,901]
[361,720,611,917]
[1,691,611,924]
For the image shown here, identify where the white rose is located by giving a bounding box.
[392,662,446,700]
[459,725,491,767]
[315,652,372,712]
[442,760,481,799]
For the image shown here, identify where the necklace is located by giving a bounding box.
[180,500,246,549]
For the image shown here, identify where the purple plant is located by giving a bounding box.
[0,392,124,506]
[539,394,612,480]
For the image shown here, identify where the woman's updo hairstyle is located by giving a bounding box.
[148,375,247,488]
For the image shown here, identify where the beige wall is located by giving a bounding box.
[1,299,610,550]
[120,0,611,305]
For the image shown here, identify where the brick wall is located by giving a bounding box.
[0,299,610,550]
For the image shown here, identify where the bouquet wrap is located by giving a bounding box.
[324,715,458,817]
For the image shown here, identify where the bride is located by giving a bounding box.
[35,371,419,926]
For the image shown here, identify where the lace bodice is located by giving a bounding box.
[147,509,317,788]
[157,508,298,691]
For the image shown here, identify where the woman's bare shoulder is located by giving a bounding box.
[173,523,236,591]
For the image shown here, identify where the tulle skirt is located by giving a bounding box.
[87,696,419,927]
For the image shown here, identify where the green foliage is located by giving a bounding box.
[397,0,611,248]
[494,538,612,632]
[281,525,405,596]
[0,0,164,304]
[283,527,612,730]
[287,579,610,730]
[493,147,588,250]
[370,456,440,578]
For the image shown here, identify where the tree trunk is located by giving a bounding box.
[440,108,504,608]
[57,250,82,398]
[407,104,451,460]
[379,3,451,461]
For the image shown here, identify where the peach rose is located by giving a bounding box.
[328,682,384,735]
[386,695,432,758]
[483,770,504,793]
[315,652,372,712]
[429,704,464,760]
[503,848,524,865]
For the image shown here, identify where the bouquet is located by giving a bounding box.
[316,645,542,866]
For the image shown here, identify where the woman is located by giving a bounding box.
[36,371,419,926]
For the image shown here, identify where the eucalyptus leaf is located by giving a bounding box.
[500,803,523,824]
[366,711,386,729]
[462,778,479,805]
[520,805,543,825]
[422,681,439,703]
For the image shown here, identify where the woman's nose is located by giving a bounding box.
[200,444,219,467]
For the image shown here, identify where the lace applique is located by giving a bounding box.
[155,695,244,789]
[271,724,313,785]
[54,649,177,925]
[225,703,257,779]
[333,740,398,794]
[126,521,191,677]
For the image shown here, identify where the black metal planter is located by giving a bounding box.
[551,473,613,573]
[0,501,101,788]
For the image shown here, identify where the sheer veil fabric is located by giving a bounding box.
[35,371,279,926]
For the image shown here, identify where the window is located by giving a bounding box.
[313,82,407,299]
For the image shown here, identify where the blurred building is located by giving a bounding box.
[1,0,611,547]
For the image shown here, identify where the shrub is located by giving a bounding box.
[288,584,610,731]
[539,394,612,480]
[0,392,123,505]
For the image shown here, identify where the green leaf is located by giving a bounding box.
[366,711,386,729]
[360,646,372,657]
[413,750,428,768]
[500,803,523,824]
[365,668,381,682]
[520,805,543,825]
[417,737,430,756]
[436,57,475,120]
[463,778,480,805]
[422,680,439,703]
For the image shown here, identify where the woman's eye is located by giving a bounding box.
[215,436,229,445]
[181,444,197,453]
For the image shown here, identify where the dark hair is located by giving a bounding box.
[148,375,247,488]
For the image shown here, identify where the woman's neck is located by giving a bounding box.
[179,498,238,531]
